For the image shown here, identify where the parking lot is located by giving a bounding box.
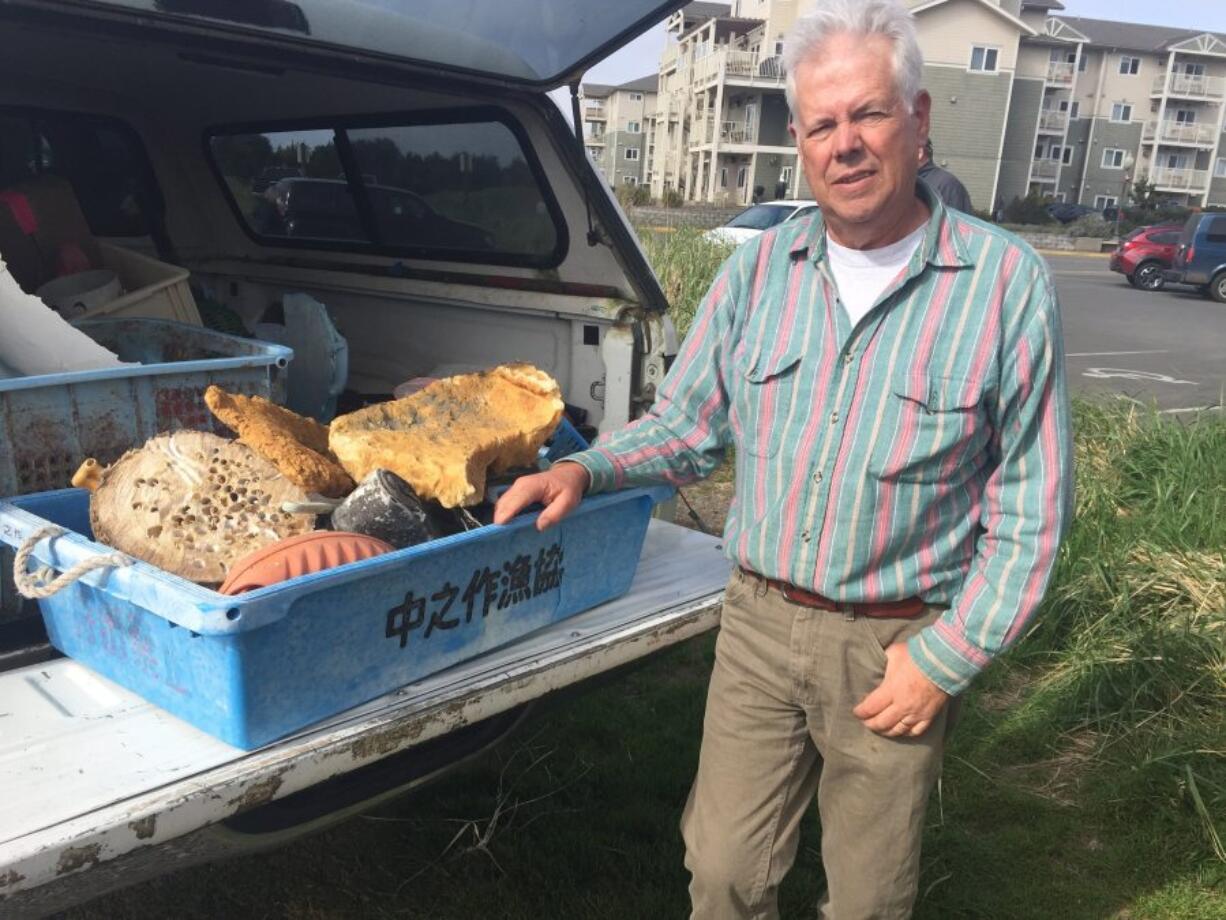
[1050,252,1225,414]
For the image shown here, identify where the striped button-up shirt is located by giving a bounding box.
[569,184,1073,695]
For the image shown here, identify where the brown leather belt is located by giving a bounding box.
[740,568,926,618]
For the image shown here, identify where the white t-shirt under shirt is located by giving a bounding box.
[825,223,926,328]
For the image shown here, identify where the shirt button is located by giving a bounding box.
[812,470,823,483]
[830,410,839,424]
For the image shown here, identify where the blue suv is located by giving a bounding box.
[1166,213,1226,302]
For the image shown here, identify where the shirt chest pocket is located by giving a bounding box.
[732,346,804,459]
[871,373,989,484]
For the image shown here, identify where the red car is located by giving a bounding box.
[1109,224,1183,291]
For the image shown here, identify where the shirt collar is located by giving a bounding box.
[788,177,974,270]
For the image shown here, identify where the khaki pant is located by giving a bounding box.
[682,569,955,920]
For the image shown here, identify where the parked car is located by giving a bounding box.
[1165,212,1226,302]
[250,165,302,195]
[1046,202,1097,224]
[0,1,729,915]
[705,199,819,245]
[263,177,496,251]
[1108,223,1183,291]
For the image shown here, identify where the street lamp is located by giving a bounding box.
[1115,152,1135,240]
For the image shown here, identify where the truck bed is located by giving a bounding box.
[0,519,728,909]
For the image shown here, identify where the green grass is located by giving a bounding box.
[635,226,733,334]
[57,233,1226,918]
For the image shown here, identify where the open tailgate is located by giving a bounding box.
[0,519,728,908]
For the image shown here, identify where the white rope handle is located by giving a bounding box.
[12,525,133,599]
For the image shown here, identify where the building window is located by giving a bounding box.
[1174,109,1197,124]
[1062,147,1073,165]
[1102,148,1126,168]
[1049,145,1062,161]
[630,93,643,102]
[624,147,639,160]
[1180,61,1205,77]
[1078,53,1088,72]
[736,166,748,189]
[1118,55,1140,75]
[969,45,999,73]
[1110,103,1132,123]
[780,165,792,184]
[1215,157,1226,178]
[627,120,641,133]
[1054,192,1066,202]
[1069,101,1080,119]
[1094,195,1118,209]
[622,175,638,186]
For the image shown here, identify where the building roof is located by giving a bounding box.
[680,15,763,42]
[1051,16,1226,51]
[1021,0,1064,10]
[680,2,731,23]
[618,73,659,93]
[911,0,1036,36]
[581,74,658,100]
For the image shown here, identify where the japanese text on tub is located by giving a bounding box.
[384,544,565,649]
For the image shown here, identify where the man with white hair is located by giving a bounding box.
[496,1,1072,916]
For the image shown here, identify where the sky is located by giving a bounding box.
[583,0,1226,87]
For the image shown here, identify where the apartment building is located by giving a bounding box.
[1003,15,1226,210]
[581,75,658,189]
[640,0,1226,211]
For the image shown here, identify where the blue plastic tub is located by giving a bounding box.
[0,472,672,749]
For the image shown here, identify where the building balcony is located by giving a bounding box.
[692,49,786,87]
[1045,62,1075,85]
[724,50,785,84]
[1150,166,1209,192]
[1031,159,1060,180]
[1151,73,1225,100]
[1142,119,1219,146]
[720,120,759,145]
[585,136,606,146]
[1037,110,1068,133]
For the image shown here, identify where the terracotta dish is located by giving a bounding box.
[219,530,394,595]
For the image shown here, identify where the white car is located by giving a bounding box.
[706,200,820,245]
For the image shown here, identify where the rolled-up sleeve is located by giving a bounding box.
[909,267,1074,695]
[563,263,736,494]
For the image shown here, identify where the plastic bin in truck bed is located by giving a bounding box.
[0,462,673,748]
[0,317,290,497]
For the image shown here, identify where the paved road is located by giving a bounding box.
[1048,252,1225,413]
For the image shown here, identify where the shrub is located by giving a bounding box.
[614,183,651,208]
[1119,206,1191,234]
[1066,215,1114,238]
[1003,192,1055,225]
[635,225,733,334]
[662,188,685,208]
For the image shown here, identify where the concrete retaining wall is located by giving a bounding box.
[627,205,743,229]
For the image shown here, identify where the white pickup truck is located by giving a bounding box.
[0,2,728,915]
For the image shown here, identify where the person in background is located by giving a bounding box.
[495,0,1072,916]
[918,137,972,213]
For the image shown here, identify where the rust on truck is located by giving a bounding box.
[56,844,102,876]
